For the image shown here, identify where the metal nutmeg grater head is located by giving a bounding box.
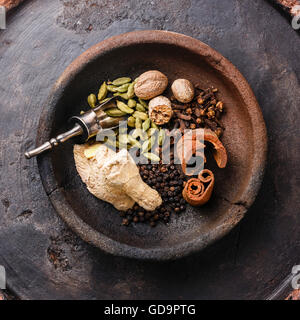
[24,97,124,159]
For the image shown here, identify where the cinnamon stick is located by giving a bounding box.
[182,169,215,206]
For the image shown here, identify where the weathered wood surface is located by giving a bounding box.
[0,0,299,300]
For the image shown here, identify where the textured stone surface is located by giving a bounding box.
[57,0,193,33]
[0,0,299,299]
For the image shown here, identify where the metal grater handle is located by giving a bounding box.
[24,124,83,159]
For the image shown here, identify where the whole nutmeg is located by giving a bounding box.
[171,79,195,103]
[148,96,173,125]
[134,70,168,100]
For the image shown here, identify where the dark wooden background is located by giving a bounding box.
[0,0,299,300]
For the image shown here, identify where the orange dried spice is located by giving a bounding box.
[177,128,227,175]
[182,169,215,206]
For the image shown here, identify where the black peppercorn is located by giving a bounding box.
[122,218,129,226]
[154,214,159,221]
[145,213,151,220]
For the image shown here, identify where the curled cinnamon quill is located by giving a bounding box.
[177,128,227,175]
[204,128,227,168]
[176,129,205,176]
[182,169,215,206]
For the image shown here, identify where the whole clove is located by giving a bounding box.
[175,112,192,121]
[172,103,186,110]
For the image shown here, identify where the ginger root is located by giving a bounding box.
[74,144,135,211]
[74,144,162,212]
[102,149,162,211]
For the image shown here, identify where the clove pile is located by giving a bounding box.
[169,86,225,138]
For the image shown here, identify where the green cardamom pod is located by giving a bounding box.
[127,82,135,99]
[142,118,151,132]
[147,128,158,138]
[98,82,108,101]
[127,116,136,128]
[87,94,97,108]
[112,77,131,86]
[136,103,146,112]
[142,135,156,153]
[99,97,111,104]
[116,83,130,93]
[105,137,119,148]
[158,128,166,146]
[116,100,134,114]
[135,117,142,129]
[118,134,130,145]
[128,135,141,148]
[143,152,160,162]
[150,134,157,147]
[138,98,148,109]
[119,126,127,135]
[151,121,159,129]
[142,139,152,153]
[131,128,147,140]
[128,98,137,108]
[105,108,127,117]
[107,85,119,93]
[113,92,129,100]
[133,111,148,121]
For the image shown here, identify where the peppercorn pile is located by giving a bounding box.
[169,86,225,138]
[120,161,186,227]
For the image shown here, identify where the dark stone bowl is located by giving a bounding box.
[37,30,267,260]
